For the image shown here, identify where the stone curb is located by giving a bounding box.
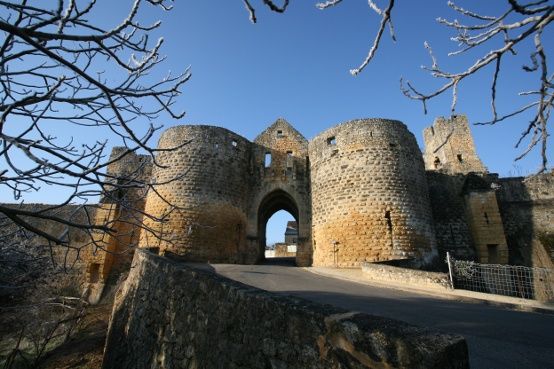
[303,267,554,315]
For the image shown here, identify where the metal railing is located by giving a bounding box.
[446,253,554,301]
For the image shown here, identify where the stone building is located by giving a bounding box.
[284,221,298,245]
[82,115,554,299]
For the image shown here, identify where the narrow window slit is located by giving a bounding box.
[385,211,392,232]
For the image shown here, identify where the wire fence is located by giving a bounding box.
[447,253,554,301]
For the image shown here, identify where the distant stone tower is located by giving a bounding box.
[423,115,486,174]
[309,119,437,267]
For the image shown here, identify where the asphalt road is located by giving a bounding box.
[211,258,554,369]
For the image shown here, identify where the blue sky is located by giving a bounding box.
[134,1,553,244]
[2,1,552,244]
[162,0,550,173]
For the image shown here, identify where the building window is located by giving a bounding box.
[457,154,463,162]
[286,151,293,168]
[385,211,392,232]
[327,136,336,145]
[232,140,238,148]
[277,130,284,138]
[484,212,490,225]
[89,263,100,283]
[434,157,441,169]
[487,244,499,264]
[265,152,272,168]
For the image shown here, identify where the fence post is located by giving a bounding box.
[446,252,455,289]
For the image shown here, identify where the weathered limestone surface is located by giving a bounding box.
[138,120,313,266]
[497,171,554,269]
[250,119,312,266]
[426,172,476,261]
[103,250,469,369]
[464,190,509,264]
[361,262,451,290]
[138,125,253,263]
[423,115,486,174]
[84,148,152,303]
[309,119,437,267]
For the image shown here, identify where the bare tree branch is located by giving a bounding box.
[0,0,190,252]
[241,0,553,170]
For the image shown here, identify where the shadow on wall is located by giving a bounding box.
[496,175,554,301]
[272,289,554,369]
[425,170,554,301]
[101,250,470,369]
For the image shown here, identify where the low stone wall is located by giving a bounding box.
[274,243,296,257]
[103,250,469,369]
[361,262,451,290]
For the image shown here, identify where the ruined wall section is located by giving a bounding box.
[423,115,486,174]
[102,249,469,369]
[497,171,554,268]
[85,148,152,303]
[138,125,253,263]
[250,119,312,266]
[309,119,437,267]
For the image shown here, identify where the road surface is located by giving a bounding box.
[211,259,554,369]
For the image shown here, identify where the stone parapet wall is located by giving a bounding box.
[274,243,296,257]
[309,119,437,267]
[102,249,469,369]
[361,262,451,290]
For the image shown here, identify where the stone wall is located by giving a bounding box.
[274,243,296,257]
[463,190,509,264]
[361,262,451,290]
[426,172,476,261]
[497,171,554,268]
[423,115,486,174]
[249,119,312,266]
[309,119,437,267]
[102,249,469,369]
[138,125,254,263]
[83,148,152,303]
[136,120,313,266]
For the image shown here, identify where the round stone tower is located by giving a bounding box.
[309,118,437,267]
[138,125,253,262]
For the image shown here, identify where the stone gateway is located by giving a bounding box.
[84,115,554,301]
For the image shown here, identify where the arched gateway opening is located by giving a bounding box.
[257,190,299,265]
